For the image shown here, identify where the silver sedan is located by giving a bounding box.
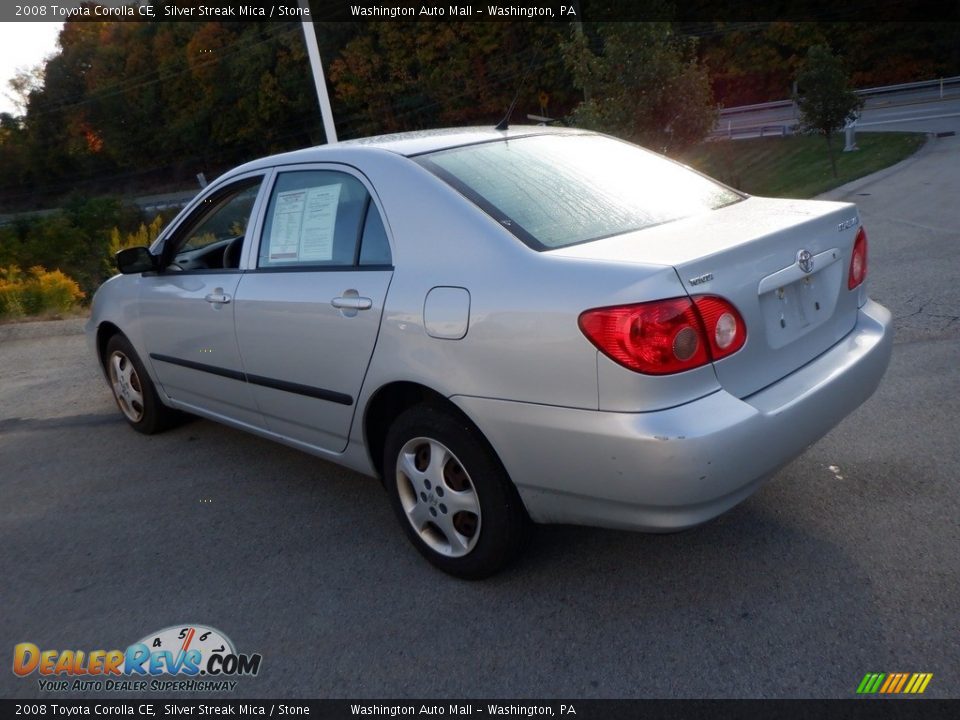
[87,127,893,578]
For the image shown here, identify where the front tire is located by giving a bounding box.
[104,334,179,435]
[384,405,529,579]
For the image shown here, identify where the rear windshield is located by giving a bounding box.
[416,134,742,250]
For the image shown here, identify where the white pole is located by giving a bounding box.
[299,0,338,144]
[844,120,858,152]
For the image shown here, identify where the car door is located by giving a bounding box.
[139,172,269,427]
[234,165,394,453]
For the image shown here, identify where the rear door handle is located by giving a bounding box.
[205,292,231,304]
[331,296,372,311]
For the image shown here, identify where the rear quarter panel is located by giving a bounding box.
[352,152,717,415]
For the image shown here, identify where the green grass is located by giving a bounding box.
[676,132,926,199]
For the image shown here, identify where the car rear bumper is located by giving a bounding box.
[452,299,893,531]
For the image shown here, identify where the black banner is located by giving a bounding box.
[1,699,959,720]
[2,0,959,23]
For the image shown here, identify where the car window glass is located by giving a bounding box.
[179,181,261,254]
[259,170,369,268]
[359,202,392,266]
[417,134,742,250]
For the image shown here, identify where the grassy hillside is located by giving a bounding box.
[677,132,926,198]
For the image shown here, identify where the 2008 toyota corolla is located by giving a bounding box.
[87,126,892,578]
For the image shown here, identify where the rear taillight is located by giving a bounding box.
[848,226,868,290]
[694,295,747,360]
[578,295,746,375]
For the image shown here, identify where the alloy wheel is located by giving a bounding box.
[395,437,482,557]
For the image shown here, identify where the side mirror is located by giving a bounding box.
[116,246,159,274]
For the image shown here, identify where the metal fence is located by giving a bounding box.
[712,76,960,140]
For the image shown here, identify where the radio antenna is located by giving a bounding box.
[495,40,544,131]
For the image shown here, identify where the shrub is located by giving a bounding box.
[0,266,26,318]
[105,215,165,275]
[0,265,85,319]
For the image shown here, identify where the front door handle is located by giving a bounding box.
[331,296,373,311]
[205,291,232,304]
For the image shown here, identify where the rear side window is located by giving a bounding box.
[416,134,742,250]
[359,202,392,266]
[258,170,390,268]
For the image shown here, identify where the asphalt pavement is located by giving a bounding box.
[1,130,958,700]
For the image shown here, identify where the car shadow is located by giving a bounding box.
[0,413,124,433]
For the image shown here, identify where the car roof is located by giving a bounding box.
[225,125,589,177]
[338,125,585,155]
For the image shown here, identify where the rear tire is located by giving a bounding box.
[384,404,530,579]
[104,334,179,435]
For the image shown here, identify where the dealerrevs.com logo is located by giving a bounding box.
[13,624,262,693]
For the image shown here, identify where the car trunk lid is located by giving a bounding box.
[551,196,864,398]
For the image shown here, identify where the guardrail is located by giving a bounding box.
[719,76,960,118]
[854,75,960,98]
[712,121,798,140]
[719,99,792,117]
[0,194,195,226]
[713,75,960,139]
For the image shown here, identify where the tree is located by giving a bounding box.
[6,65,45,116]
[328,23,574,137]
[562,22,717,153]
[795,45,864,178]
[700,22,829,107]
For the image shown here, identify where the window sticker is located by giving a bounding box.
[268,184,342,262]
[268,190,306,261]
[300,184,341,261]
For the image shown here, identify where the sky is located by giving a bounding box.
[0,22,63,116]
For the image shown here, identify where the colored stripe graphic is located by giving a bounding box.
[879,674,897,693]
[890,673,908,693]
[868,673,886,693]
[857,672,932,694]
[912,673,933,694]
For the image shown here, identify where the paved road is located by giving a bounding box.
[717,88,960,138]
[1,133,958,700]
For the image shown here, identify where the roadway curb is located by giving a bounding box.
[815,133,938,201]
[0,316,87,343]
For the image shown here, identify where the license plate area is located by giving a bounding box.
[758,248,842,349]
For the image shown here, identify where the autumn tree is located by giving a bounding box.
[697,21,960,108]
[329,22,574,137]
[795,45,864,178]
[700,22,829,107]
[562,22,717,153]
[1,18,329,209]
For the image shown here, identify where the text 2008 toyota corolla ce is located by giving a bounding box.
[88,127,892,578]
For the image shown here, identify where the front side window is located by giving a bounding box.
[167,178,263,271]
[416,134,742,250]
[259,170,391,268]
[180,182,261,252]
